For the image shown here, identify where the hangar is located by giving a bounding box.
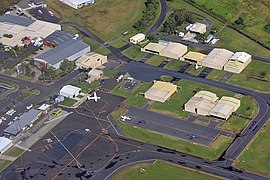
[129,33,145,44]
[60,85,81,99]
[60,0,95,9]
[189,22,207,34]
[184,91,218,116]
[76,52,107,69]
[0,137,12,154]
[144,81,177,103]
[202,48,233,70]
[224,52,252,74]
[183,51,207,65]
[141,43,166,55]
[210,96,240,120]
[160,42,187,60]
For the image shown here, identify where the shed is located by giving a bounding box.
[76,52,107,69]
[189,22,207,34]
[38,104,51,114]
[0,137,13,154]
[60,0,95,9]
[129,33,145,44]
[60,85,81,99]
[144,81,177,103]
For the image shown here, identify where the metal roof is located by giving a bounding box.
[4,109,41,136]
[0,14,34,27]
[230,52,251,63]
[202,48,234,66]
[35,39,89,66]
[60,85,81,95]
[44,30,74,45]
[0,137,12,150]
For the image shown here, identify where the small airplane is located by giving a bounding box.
[87,92,100,102]
[187,134,199,139]
[195,64,202,70]
[120,115,131,121]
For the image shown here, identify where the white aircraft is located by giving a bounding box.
[195,63,202,70]
[87,92,100,102]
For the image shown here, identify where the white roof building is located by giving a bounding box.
[60,85,81,99]
[129,33,146,44]
[60,0,95,9]
[189,22,207,34]
[230,52,251,63]
[0,137,12,154]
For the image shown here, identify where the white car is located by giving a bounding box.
[8,121,14,126]
[26,104,33,110]
[1,117,6,121]
[48,11,54,16]
[13,116,18,121]
[38,10,42,14]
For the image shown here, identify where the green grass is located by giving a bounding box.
[218,116,249,134]
[206,70,227,81]
[60,97,77,107]
[3,69,15,76]
[0,159,11,172]
[72,77,99,93]
[103,69,119,78]
[236,96,258,118]
[111,108,128,120]
[234,121,270,176]
[185,65,205,76]
[160,75,173,82]
[109,38,127,48]
[94,47,111,56]
[150,79,234,119]
[113,160,220,180]
[18,88,40,101]
[117,121,232,160]
[145,55,165,66]
[0,81,18,101]
[82,37,100,50]
[111,82,152,108]
[18,75,33,81]
[194,119,209,126]
[122,46,148,61]
[45,0,146,41]
[227,60,270,92]
[163,60,186,71]
[4,147,24,157]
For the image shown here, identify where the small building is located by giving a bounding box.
[141,43,166,55]
[0,137,13,154]
[202,48,234,70]
[34,39,90,69]
[160,42,187,60]
[86,69,103,83]
[60,0,95,9]
[60,85,81,99]
[224,52,252,74]
[129,33,145,44]
[144,81,177,103]
[3,109,41,136]
[38,104,51,114]
[76,52,107,69]
[184,91,218,116]
[183,51,207,65]
[189,22,207,34]
[209,96,240,120]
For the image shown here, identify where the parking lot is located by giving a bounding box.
[28,7,61,23]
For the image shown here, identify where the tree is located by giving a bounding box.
[60,59,75,72]
[264,24,270,34]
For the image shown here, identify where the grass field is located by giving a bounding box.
[160,75,173,82]
[218,116,249,134]
[94,47,111,56]
[167,0,270,56]
[150,79,234,119]
[236,96,258,118]
[227,60,270,92]
[113,160,220,180]
[4,147,24,157]
[193,0,270,49]
[0,159,11,172]
[45,0,145,41]
[115,118,232,160]
[206,70,227,81]
[103,69,119,78]
[163,60,186,71]
[72,76,99,93]
[145,55,165,66]
[122,46,148,61]
[111,82,152,108]
[109,38,127,49]
[234,121,270,176]
[60,97,77,107]
[185,65,205,76]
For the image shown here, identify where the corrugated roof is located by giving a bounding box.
[60,85,81,95]
[35,39,89,65]
[190,22,207,34]
[143,43,166,53]
[161,42,187,56]
[185,96,216,112]
[230,52,251,63]
[0,14,34,27]
[194,91,218,101]
[210,103,234,116]
[76,52,106,67]
[0,137,12,150]
[184,51,207,62]
[45,30,74,45]
[202,48,234,66]
[129,33,145,41]
[218,96,240,111]
[4,109,40,136]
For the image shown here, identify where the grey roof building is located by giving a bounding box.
[44,30,74,46]
[3,109,41,136]
[35,39,90,69]
[0,14,34,27]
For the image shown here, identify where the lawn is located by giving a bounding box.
[206,70,227,81]
[160,75,173,82]
[185,65,205,76]
[218,116,249,134]
[116,120,232,160]
[122,46,148,61]
[192,0,270,49]
[45,0,145,41]
[145,55,165,66]
[60,97,77,107]
[110,82,152,108]
[0,159,11,172]
[103,69,119,78]
[94,47,111,56]
[150,79,234,119]
[227,60,270,92]
[113,160,220,180]
[236,96,258,118]
[72,76,99,93]
[234,121,270,176]
[82,37,100,50]
[0,81,18,101]
[109,38,127,49]
[163,60,186,71]
[4,147,24,157]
